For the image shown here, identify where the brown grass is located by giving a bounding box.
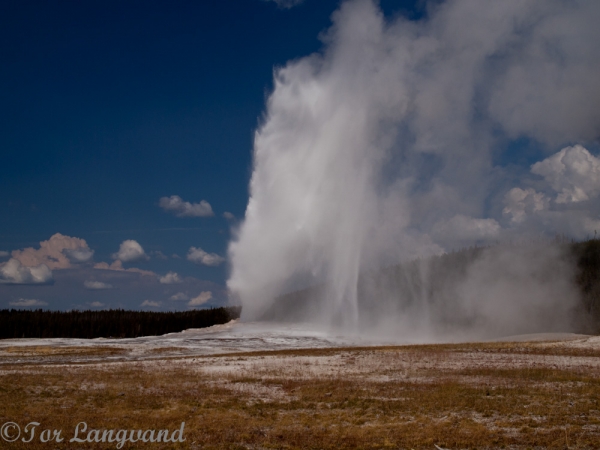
[1,342,600,449]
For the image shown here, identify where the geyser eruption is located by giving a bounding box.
[228,0,600,337]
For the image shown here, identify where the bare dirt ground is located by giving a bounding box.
[1,329,600,449]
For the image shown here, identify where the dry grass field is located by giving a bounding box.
[2,338,600,449]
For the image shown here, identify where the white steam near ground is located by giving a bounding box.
[228,0,600,340]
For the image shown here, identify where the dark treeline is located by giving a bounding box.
[572,239,600,320]
[0,306,242,339]
[265,239,600,333]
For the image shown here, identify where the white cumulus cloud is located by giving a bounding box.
[112,240,147,262]
[187,247,225,266]
[9,298,48,307]
[0,251,9,258]
[503,188,550,224]
[188,291,212,307]
[0,259,53,284]
[158,271,183,284]
[223,211,235,220]
[531,145,600,204]
[159,195,214,217]
[11,233,93,269]
[84,280,113,290]
[89,301,105,308]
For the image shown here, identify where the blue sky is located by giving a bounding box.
[0,0,422,310]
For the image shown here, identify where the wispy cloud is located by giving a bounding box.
[187,247,225,266]
[169,292,189,301]
[432,215,500,245]
[150,250,169,260]
[158,271,183,284]
[159,195,214,217]
[265,0,304,9]
[9,298,48,307]
[84,280,113,290]
[93,260,155,277]
[188,291,212,307]
[140,300,161,308]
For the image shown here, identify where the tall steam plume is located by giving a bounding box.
[228,0,600,337]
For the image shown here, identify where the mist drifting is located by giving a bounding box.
[228,0,600,338]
